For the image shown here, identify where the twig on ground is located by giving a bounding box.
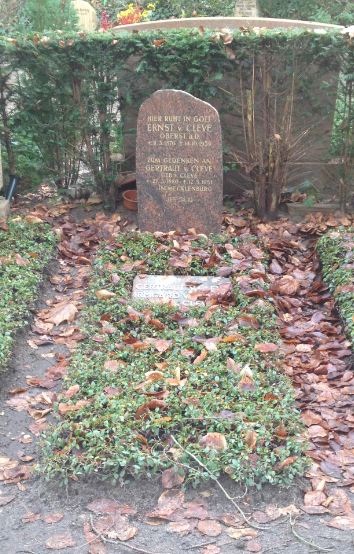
[90,515,166,554]
[171,435,268,531]
[289,515,334,552]
[263,540,292,552]
[187,540,217,550]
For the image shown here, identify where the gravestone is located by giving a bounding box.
[136,90,223,234]
[132,275,230,306]
[73,0,98,32]
[234,0,259,17]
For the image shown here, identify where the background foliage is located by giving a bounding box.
[0,28,352,214]
[258,0,354,26]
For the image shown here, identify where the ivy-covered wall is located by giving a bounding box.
[0,28,352,205]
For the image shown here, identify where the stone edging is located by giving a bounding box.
[112,16,344,34]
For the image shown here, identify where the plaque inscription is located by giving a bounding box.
[132,275,231,306]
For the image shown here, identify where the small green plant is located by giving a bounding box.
[0,218,56,369]
[317,228,354,345]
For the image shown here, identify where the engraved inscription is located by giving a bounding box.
[136,90,223,234]
[132,275,231,306]
[234,0,259,17]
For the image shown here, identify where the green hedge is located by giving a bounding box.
[0,28,352,202]
[0,218,56,368]
[317,228,354,346]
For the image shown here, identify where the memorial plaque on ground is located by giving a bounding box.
[132,275,231,306]
[234,0,258,17]
[136,90,223,234]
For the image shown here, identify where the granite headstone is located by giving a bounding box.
[136,90,223,234]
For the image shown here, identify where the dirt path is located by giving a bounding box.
[0,207,353,553]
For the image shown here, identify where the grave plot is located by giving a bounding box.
[0,218,56,369]
[41,231,307,485]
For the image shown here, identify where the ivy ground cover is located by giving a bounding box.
[317,227,354,346]
[0,217,56,369]
[42,231,307,486]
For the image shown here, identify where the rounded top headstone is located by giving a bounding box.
[136,90,223,235]
[73,0,98,32]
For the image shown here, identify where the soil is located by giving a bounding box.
[0,204,353,554]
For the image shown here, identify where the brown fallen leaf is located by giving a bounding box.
[83,521,107,554]
[58,399,90,415]
[246,540,263,553]
[103,359,120,372]
[245,430,257,450]
[147,489,185,520]
[304,490,326,507]
[93,513,138,541]
[87,498,136,516]
[167,520,197,536]
[197,519,223,537]
[135,400,167,420]
[326,514,354,530]
[226,527,258,539]
[44,302,78,325]
[254,342,278,353]
[45,532,76,549]
[200,433,227,451]
[6,396,30,412]
[22,512,41,523]
[95,289,116,300]
[63,384,80,398]
[275,275,300,295]
[161,467,185,489]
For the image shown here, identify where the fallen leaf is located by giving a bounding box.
[45,532,76,549]
[167,520,196,536]
[44,302,78,325]
[246,540,263,553]
[254,342,278,353]
[63,384,80,398]
[197,519,223,537]
[93,513,138,541]
[226,527,258,539]
[327,514,354,530]
[87,498,122,515]
[304,490,326,506]
[95,290,116,300]
[162,467,185,489]
[275,275,300,295]
[245,430,257,450]
[22,512,41,523]
[200,433,227,451]
[83,521,107,554]
[135,400,167,419]
[147,489,185,520]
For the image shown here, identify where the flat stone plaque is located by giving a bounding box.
[132,275,231,306]
[136,90,223,234]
